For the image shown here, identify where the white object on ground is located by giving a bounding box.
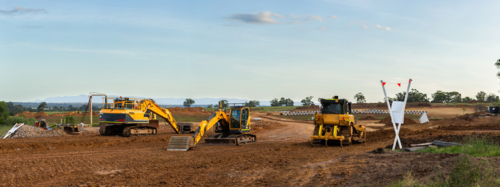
[2,123,24,139]
[419,113,429,123]
[253,118,261,121]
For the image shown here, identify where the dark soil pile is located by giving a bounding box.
[359,116,377,120]
[14,111,48,118]
[378,116,418,126]
[166,107,210,115]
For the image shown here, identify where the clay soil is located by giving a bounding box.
[2,113,500,186]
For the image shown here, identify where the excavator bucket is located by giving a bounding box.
[167,136,194,151]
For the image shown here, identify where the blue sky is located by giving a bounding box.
[1,0,499,103]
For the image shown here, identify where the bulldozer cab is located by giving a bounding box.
[321,96,352,115]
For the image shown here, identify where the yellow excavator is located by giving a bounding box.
[99,96,190,136]
[311,96,366,147]
[167,102,256,151]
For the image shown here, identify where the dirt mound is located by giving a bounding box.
[4,125,65,139]
[439,123,500,131]
[166,107,210,115]
[14,111,48,118]
[359,115,377,120]
[378,116,417,126]
[266,113,273,116]
[252,120,283,131]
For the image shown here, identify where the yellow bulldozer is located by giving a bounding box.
[98,96,191,136]
[167,102,256,151]
[311,96,366,147]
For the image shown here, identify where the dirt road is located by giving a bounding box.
[1,114,499,186]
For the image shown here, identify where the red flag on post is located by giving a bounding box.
[382,82,386,86]
[397,83,401,87]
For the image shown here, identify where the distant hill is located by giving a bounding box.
[31,95,271,105]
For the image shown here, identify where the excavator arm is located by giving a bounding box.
[140,99,181,134]
[167,107,229,151]
[192,109,229,145]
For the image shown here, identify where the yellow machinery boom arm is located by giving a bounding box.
[139,99,181,134]
[192,109,229,146]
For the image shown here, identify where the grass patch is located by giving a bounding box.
[418,136,500,157]
[387,155,499,187]
[0,125,14,136]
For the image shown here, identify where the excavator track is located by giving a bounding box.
[122,126,157,137]
[205,134,257,146]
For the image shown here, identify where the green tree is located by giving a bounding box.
[463,96,473,103]
[246,100,260,107]
[476,91,487,101]
[394,89,429,102]
[278,97,286,106]
[446,91,462,103]
[207,104,213,109]
[486,93,499,102]
[317,98,324,103]
[0,101,9,124]
[270,98,280,107]
[285,98,294,106]
[65,116,75,125]
[495,59,500,87]
[37,102,47,112]
[301,96,314,106]
[431,90,447,103]
[354,93,366,103]
[183,98,195,108]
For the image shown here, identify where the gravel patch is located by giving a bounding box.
[3,125,66,139]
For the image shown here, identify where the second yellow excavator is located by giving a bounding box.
[99,96,190,136]
[167,102,256,151]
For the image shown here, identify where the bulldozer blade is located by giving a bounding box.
[167,136,193,151]
[205,137,237,146]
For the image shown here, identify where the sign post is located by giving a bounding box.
[381,79,412,150]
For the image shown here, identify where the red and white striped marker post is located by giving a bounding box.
[381,79,412,150]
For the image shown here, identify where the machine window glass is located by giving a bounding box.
[241,109,249,128]
[230,110,241,129]
[323,104,343,114]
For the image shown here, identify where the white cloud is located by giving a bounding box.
[228,11,284,24]
[0,7,46,15]
[290,20,301,24]
[363,25,368,29]
[289,14,301,19]
[306,15,323,21]
[376,24,391,31]
[318,27,328,31]
[328,15,338,19]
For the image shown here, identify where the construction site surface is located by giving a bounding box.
[1,104,499,186]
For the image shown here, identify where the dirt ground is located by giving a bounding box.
[1,111,500,186]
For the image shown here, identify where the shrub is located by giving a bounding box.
[4,117,36,126]
[65,116,75,125]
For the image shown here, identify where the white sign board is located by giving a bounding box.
[391,101,405,124]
